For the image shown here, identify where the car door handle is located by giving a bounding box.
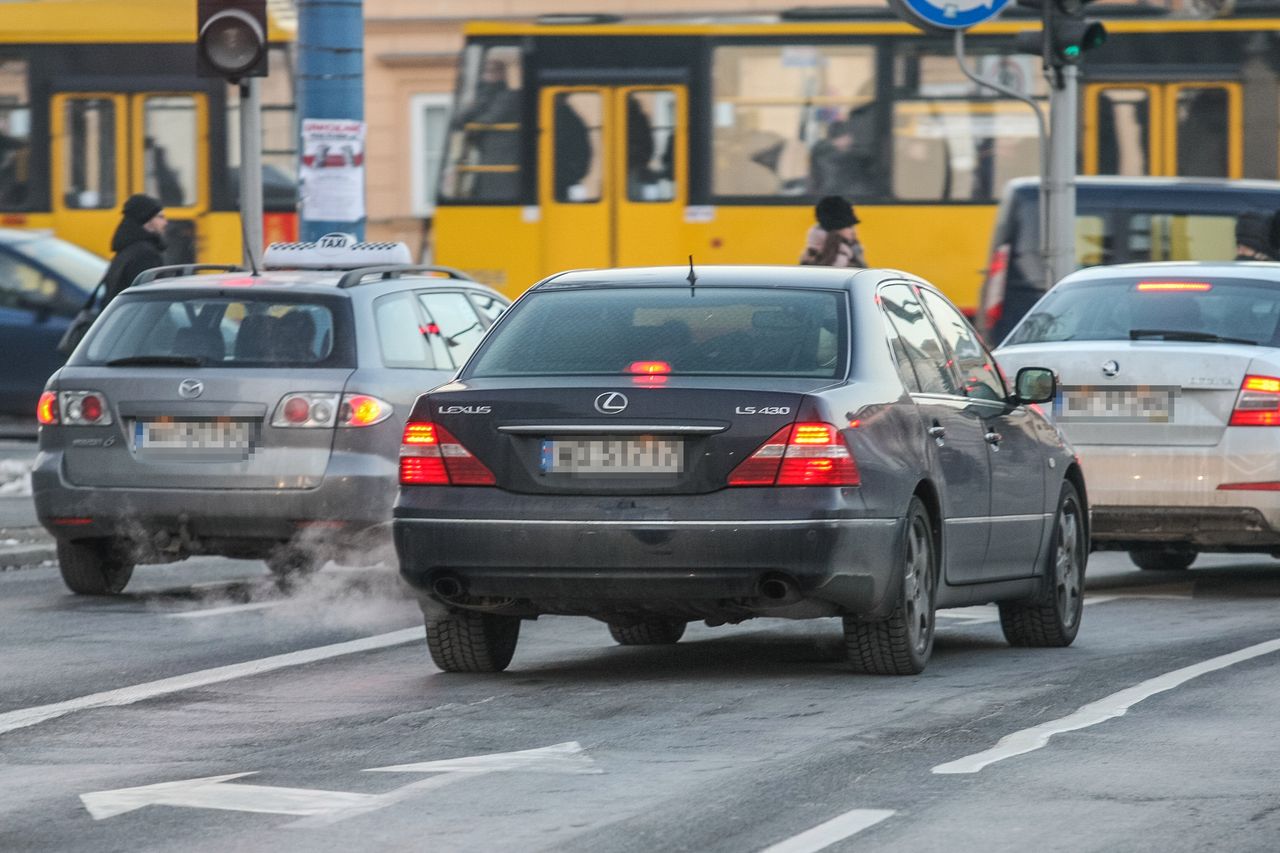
[928,424,946,439]
[984,431,1003,446]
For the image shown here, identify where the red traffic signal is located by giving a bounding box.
[197,0,268,80]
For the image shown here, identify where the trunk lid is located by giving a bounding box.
[57,367,353,489]
[419,377,818,494]
[996,341,1254,446]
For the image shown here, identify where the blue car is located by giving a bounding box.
[0,229,105,419]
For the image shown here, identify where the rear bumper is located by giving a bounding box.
[1091,505,1280,550]
[394,504,903,622]
[31,449,396,558]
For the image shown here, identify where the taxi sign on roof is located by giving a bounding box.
[262,232,412,270]
[889,0,1010,31]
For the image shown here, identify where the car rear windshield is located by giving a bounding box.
[1004,276,1280,346]
[75,292,355,368]
[466,286,847,378]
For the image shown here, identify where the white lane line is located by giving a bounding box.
[0,627,422,738]
[758,809,895,853]
[932,636,1280,775]
[937,595,1186,626]
[165,602,283,619]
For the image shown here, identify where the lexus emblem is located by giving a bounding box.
[594,391,628,414]
[178,379,204,399]
[1101,360,1119,378]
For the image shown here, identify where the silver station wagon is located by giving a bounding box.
[32,236,509,595]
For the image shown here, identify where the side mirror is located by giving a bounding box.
[1014,366,1056,405]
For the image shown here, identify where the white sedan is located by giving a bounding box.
[995,261,1280,571]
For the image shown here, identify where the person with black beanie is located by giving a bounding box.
[800,195,868,268]
[1234,210,1278,261]
[102,193,167,305]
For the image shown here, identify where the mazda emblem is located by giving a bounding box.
[178,379,204,399]
[594,391,628,414]
[1101,360,1119,378]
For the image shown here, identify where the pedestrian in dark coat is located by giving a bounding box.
[103,193,167,305]
[1234,211,1277,261]
[800,195,868,268]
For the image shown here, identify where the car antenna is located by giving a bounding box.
[238,208,261,276]
[687,254,697,296]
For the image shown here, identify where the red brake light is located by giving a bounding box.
[1231,374,1280,426]
[283,396,311,424]
[980,243,1010,336]
[728,422,859,487]
[58,391,112,426]
[79,394,103,423]
[37,391,58,425]
[399,421,495,486]
[626,361,671,375]
[1136,281,1212,292]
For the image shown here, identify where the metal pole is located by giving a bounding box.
[239,78,264,269]
[297,0,365,242]
[1046,64,1078,288]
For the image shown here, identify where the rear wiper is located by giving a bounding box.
[1128,329,1257,346]
[105,355,205,367]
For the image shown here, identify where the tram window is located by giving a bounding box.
[1175,87,1229,178]
[143,96,197,207]
[0,58,30,210]
[626,90,676,203]
[711,45,879,199]
[62,99,116,210]
[553,92,601,203]
[440,44,524,203]
[1096,88,1151,176]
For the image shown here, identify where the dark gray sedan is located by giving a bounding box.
[393,265,1086,675]
[32,248,509,595]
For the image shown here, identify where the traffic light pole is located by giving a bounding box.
[239,78,264,269]
[1045,64,1078,289]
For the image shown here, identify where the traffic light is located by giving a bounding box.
[1014,0,1107,69]
[197,0,268,80]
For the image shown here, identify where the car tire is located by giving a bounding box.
[1000,481,1086,648]
[608,620,686,646]
[425,611,521,673]
[843,496,937,675]
[1128,547,1196,572]
[56,538,133,596]
[266,549,321,583]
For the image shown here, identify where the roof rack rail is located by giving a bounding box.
[336,264,476,289]
[133,264,250,286]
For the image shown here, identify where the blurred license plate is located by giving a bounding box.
[541,438,683,475]
[135,419,254,451]
[1054,386,1176,422]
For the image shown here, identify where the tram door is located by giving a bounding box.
[538,85,687,274]
[1083,82,1242,178]
[51,92,210,261]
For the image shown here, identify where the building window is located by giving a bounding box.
[411,93,452,216]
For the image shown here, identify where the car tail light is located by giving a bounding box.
[58,391,113,426]
[1136,281,1212,292]
[338,394,392,427]
[728,422,859,487]
[37,391,58,425]
[626,361,671,375]
[1229,375,1280,426]
[271,392,340,428]
[978,243,1009,338]
[399,421,496,486]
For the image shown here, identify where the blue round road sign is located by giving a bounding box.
[893,0,1011,30]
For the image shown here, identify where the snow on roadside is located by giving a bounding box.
[0,458,32,497]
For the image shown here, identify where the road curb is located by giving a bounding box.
[0,544,56,569]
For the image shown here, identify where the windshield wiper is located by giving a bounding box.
[105,355,205,367]
[1129,329,1257,346]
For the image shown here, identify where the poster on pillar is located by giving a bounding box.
[300,118,367,223]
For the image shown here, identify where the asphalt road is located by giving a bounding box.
[2,549,1278,852]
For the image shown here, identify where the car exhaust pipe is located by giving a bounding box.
[431,574,465,600]
[758,573,799,602]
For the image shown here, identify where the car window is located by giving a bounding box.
[1005,276,1280,346]
[374,291,435,369]
[8,234,105,292]
[878,284,956,395]
[466,286,846,378]
[418,290,487,370]
[918,288,1006,402]
[876,285,922,393]
[468,289,507,325]
[0,250,65,313]
[78,294,352,367]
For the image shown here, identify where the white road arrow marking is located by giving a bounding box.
[80,742,601,827]
[80,773,378,820]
